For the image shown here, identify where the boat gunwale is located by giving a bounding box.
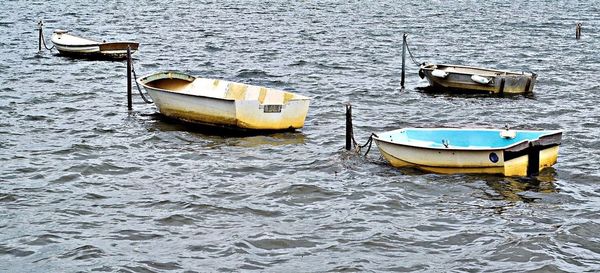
[137,71,311,102]
[372,128,562,151]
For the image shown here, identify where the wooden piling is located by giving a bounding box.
[127,46,132,110]
[345,103,353,150]
[401,33,407,89]
[38,21,42,52]
[576,23,582,40]
[498,78,505,96]
[526,142,540,176]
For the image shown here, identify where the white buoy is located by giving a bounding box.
[471,74,490,85]
[500,130,516,139]
[431,69,448,78]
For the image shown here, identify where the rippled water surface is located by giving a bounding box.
[2,1,600,272]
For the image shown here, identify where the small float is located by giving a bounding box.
[137,71,311,131]
[418,63,537,94]
[372,128,562,176]
[51,29,139,59]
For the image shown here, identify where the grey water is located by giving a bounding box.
[1,1,600,272]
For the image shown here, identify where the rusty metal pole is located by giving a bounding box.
[38,20,42,52]
[127,46,132,110]
[401,33,407,89]
[576,23,581,40]
[345,103,353,150]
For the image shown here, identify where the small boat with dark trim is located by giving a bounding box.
[373,128,562,176]
[51,29,139,59]
[137,71,311,131]
[419,63,537,94]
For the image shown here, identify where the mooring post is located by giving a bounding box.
[526,142,540,176]
[576,23,582,40]
[127,46,132,110]
[38,20,43,52]
[345,103,353,150]
[401,33,407,89]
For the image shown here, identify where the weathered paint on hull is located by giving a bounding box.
[140,72,310,131]
[148,89,238,127]
[420,64,536,94]
[375,140,559,176]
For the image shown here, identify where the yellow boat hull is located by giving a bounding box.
[378,145,559,176]
[373,128,561,177]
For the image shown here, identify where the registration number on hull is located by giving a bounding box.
[263,105,282,113]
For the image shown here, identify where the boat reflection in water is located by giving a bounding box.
[146,113,306,148]
[482,169,558,203]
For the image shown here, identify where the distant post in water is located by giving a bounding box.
[576,23,582,40]
[401,33,407,89]
[345,103,353,150]
[127,46,132,110]
[38,20,43,52]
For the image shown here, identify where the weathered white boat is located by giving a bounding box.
[137,71,311,131]
[51,29,139,59]
[373,128,562,176]
[419,63,537,94]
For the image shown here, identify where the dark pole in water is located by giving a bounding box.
[127,46,132,110]
[38,20,42,52]
[576,23,582,40]
[526,142,540,176]
[345,103,353,150]
[401,33,407,89]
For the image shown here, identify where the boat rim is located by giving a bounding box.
[137,71,311,101]
[372,128,562,151]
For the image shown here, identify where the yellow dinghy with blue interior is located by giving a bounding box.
[137,71,310,131]
[373,128,562,176]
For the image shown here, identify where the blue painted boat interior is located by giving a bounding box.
[378,128,556,149]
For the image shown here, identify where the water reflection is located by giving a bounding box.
[416,86,537,100]
[142,113,306,147]
[483,168,558,202]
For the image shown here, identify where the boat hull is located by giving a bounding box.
[51,31,138,59]
[139,71,310,131]
[419,63,536,94]
[373,128,561,176]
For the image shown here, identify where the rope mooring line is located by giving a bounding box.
[405,40,421,67]
[40,31,54,50]
[130,59,153,104]
[352,133,378,157]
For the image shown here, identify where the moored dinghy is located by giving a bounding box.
[419,63,537,94]
[51,29,139,59]
[137,71,310,131]
[373,128,562,176]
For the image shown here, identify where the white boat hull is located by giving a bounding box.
[139,71,310,131]
[51,30,138,59]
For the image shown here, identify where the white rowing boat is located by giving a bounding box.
[51,29,139,59]
[137,71,311,131]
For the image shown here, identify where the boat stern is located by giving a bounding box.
[234,88,310,131]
